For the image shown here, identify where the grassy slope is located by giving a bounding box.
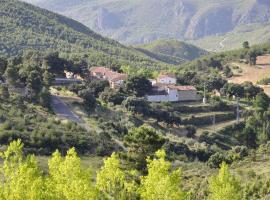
[136,39,209,62]
[228,54,270,95]
[189,23,270,52]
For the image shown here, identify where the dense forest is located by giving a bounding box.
[0,0,173,69]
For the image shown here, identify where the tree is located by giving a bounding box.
[85,80,109,97]
[207,152,232,169]
[4,65,19,86]
[47,148,97,200]
[0,84,9,100]
[0,57,7,77]
[43,70,54,87]
[243,41,250,49]
[254,92,270,113]
[124,75,152,97]
[44,52,65,74]
[208,162,242,200]
[139,150,186,200]
[122,96,151,115]
[223,66,233,78]
[100,88,126,105]
[242,81,262,99]
[124,125,165,171]
[247,49,258,66]
[78,89,96,111]
[96,153,138,200]
[223,83,244,98]
[0,140,45,200]
[39,87,51,108]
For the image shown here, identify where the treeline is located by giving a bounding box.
[0,139,243,200]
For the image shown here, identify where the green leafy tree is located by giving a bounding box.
[208,162,242,200]
[0,140,45,200]
[254,92,270,113]
[4,65,19,86]
[243,41,250,49]
[96,153,138,200]
[0,84,9,100]
[124,125,165,171]
[247,49,258,66]
[78,89,97,111]
[47,148,97,200]
[100,88,126,105]
[39,87,51,108]
[139,150,186,200]
[44,52,65,74]
[0,57,7,77]
[124,75,152,97]
[43,70,54,87]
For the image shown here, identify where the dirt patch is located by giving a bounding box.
[229,54,270,95]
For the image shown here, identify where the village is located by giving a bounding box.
[62,66,200,103]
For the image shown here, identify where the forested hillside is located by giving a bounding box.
[136,40,208,64]
[0,0,174,68]
[23,0,270,48]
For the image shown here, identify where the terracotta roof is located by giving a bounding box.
[90,67,110,74]
[167,85,197,91]
[109,73,128,82]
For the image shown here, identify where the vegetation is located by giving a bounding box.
[136,39,208,64]
[0,0,171,69]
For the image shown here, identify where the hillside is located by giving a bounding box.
[136,40,208,62]
[22,0,270,48]
[0,0,174,68]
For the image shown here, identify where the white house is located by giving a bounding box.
[146,86,179,102]
[156,73,177,85]
[146,72,199,102]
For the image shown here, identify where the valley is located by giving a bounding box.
[2,0,270,199]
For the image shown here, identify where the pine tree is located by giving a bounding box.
[208,162,242,200]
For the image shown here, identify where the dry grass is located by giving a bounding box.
[229,54,270,95]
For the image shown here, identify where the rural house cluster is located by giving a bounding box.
[88,67,199,102]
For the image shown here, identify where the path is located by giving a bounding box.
[51,95,82,123]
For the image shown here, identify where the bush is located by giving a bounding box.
[207,152,232,168]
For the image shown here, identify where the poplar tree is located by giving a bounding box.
[140,150,186,200]
[208,162,242,200]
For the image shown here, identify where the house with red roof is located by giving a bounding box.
[89,67,127,89]
[146,73,199,102]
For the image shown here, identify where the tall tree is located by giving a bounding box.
[124,125,165,171]
[140,150,186,200]
[242,41,250,49]
[47,148,97,200]
[96,153,138,200]
[124,75,152,97]
[0,140,45,200]
[208,162,242,200]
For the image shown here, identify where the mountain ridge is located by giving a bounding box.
[21,0,270,47]
[0,0,178,68]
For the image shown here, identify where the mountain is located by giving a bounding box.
[0,0,176,68]
[21,0,270,49]
[136,40,208,64]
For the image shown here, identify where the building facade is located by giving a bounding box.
[146,73,199,102]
